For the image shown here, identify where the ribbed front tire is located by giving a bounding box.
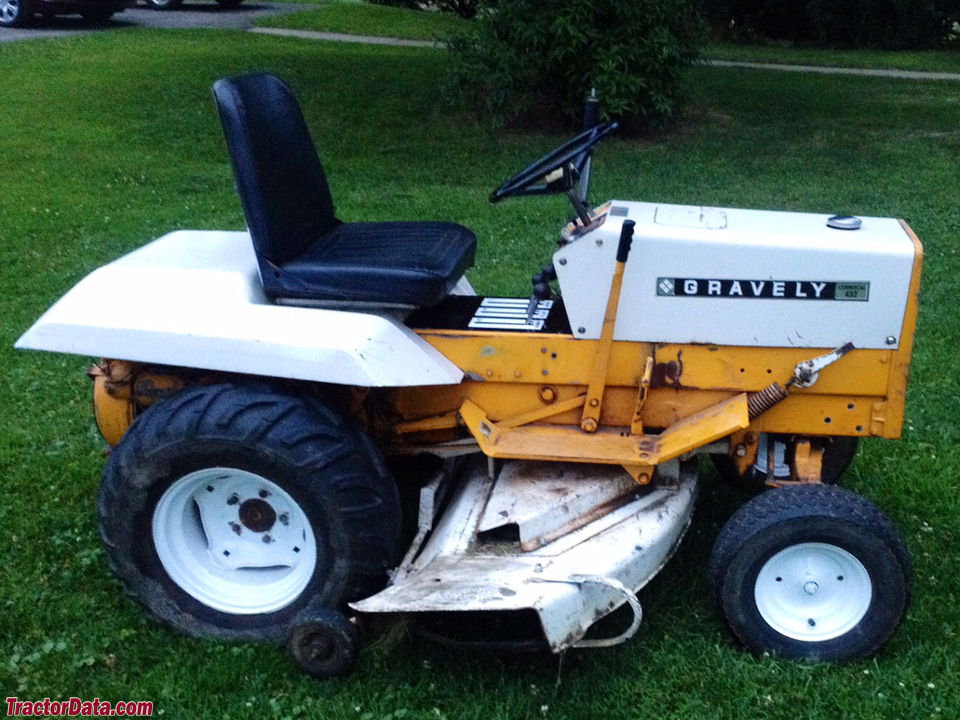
[709,485,911,661]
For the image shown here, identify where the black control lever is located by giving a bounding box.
[617,220,635,263]
[527,263,557,321]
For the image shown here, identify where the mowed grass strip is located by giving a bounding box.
[255,0,470,39]
[0,29,958,720]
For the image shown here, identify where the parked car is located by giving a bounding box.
[0,0,128,25]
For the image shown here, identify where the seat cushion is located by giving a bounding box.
[262,221,477,306]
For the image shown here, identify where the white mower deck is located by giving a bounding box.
[352,459,697,651]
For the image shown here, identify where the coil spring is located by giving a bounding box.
[747,382,788,420]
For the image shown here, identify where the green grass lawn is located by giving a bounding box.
[707,41,960,73]
[2,29,959,720]
[256,0,470,39]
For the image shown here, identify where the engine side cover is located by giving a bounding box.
[15,231,463,387]
[554,202,916,349]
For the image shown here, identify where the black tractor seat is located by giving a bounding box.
[212,73,476,308]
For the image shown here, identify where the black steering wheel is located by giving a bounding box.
[489,121,619,203]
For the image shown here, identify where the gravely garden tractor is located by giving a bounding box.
[16,75,920,678]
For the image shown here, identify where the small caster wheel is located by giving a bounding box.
[288,609,360,678]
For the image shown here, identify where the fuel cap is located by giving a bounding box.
[827,215,862,230]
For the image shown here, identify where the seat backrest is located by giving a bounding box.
[212,74,339,266]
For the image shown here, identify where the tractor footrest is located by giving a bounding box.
[458,393,750,469]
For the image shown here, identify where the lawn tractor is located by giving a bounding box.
[16,74,920,677]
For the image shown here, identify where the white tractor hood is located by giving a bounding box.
[555,201,917,349]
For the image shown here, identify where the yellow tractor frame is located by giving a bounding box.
[92,223,922,488]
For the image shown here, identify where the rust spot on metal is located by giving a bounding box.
[134,373,186,405]
[519,488,637,552]
[651,350,684,388]
[90,359,136,398]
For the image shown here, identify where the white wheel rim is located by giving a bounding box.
[0,0,20,22]
[152,467,318,615]
[754,542,872,642]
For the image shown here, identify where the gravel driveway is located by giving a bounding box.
[0,2,311,42]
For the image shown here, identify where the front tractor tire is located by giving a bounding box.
[98,383,402,643]
[709,485,911,662]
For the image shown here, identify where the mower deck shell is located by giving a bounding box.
[352,459,697,651]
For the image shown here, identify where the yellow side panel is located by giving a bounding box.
[404,335,905,440]
[415,332,651,387]
[880,221,923,439]
[418,331,895,396]
[651,344,892,396]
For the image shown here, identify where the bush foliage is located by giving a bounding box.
[369,0,485,19]
[445,0,705,131]
[707,0,960,49]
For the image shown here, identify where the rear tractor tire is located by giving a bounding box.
[98,382,402,643]
[709,484,911,662]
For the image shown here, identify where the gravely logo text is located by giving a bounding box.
[656,278,869,301]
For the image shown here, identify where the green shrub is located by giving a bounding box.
[707,0,960,49]
[368,0,419,8]
[369,0,486,19]
[445,0,705,131]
